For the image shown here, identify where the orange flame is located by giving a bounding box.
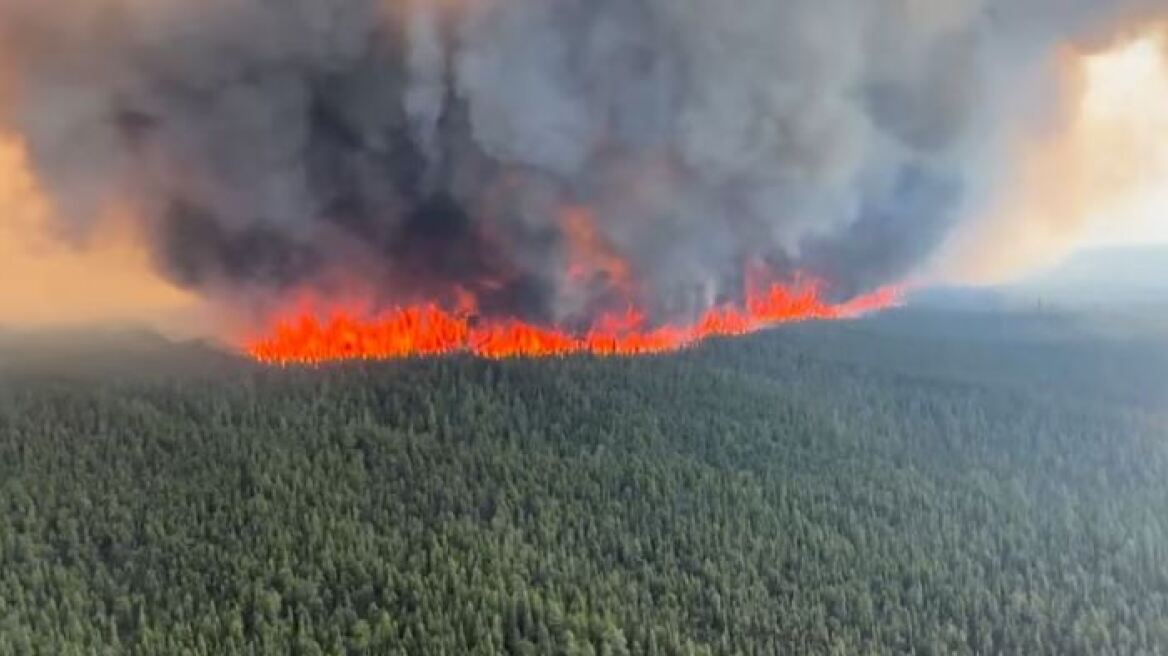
[244,279,904,365]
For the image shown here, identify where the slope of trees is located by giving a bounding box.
[1,311,1166,655]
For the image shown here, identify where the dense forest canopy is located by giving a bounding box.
[1,308,1167,655]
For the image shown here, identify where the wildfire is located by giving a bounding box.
[245,279,903,365]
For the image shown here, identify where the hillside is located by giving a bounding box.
[1017,245,1168,304]
[994,246,1168,330]
[1,310,1167,655]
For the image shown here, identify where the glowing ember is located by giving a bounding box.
[245,280,904,365]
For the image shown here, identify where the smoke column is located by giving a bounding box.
[0,0,1164,337]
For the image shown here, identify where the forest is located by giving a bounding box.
[1,308,1167,655]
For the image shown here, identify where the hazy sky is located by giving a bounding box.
[934,27,1168,285]
[0,135,202,331]
[1079,33,1168,247]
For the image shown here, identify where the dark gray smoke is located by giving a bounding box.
[0,0,1162,323]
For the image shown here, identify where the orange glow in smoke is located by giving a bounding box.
[561,206,636,297]
[245,279,903,364]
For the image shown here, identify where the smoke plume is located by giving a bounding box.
[0,0,1164,326]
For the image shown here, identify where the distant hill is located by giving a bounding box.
[1005,244,1168,306]
[909,245,1168,337]
[0,327,242,379]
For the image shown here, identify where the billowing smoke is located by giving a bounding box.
[0,0,1163,325]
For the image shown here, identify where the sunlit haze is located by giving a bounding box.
[940,27,1168,284]
[1079,31,1168,246]
[0,135,201,331]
